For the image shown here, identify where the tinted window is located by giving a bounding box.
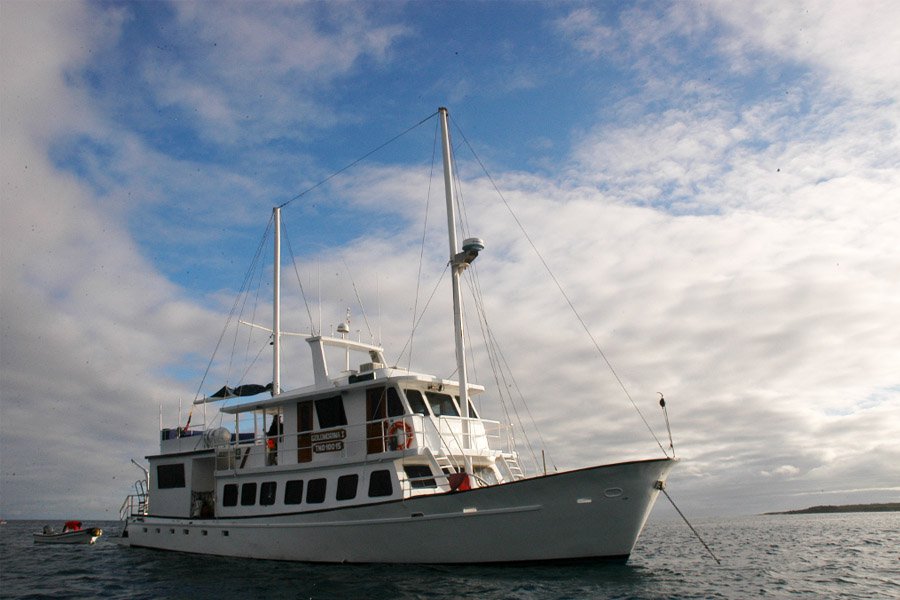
[405,390,429,415]
[387,387,404,417]
[306,478,327,504]
[336,474,359,501]
[455,395,479,418]
[223,484,238,507]
[315,396,347,428]
[157,464,185,489]
[260,482,277,506]
[240,482,257,506]
[404,465,437,489]
[297,401,313,432]
[425,392,459,416]
[285,480,303,505]
[368,469,393,497]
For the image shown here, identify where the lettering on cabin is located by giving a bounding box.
[311,429,346,443]
[312,429,346,452]
[313,441,344,453]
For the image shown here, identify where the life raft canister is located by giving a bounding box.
[387,420,414,450]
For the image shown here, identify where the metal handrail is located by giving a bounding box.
[211,413,507,471]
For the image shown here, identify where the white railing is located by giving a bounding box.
[210,413,509,472]
[119,479,148,521]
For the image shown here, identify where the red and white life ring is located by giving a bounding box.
[387,420,414,450]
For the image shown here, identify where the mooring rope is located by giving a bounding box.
[659,486,721,564]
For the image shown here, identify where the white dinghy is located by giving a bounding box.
[34,521,103,545]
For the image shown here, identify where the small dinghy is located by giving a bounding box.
[33,521,102,544]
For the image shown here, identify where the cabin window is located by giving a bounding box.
[368,386,405,419]
[455,395,479,418]
[404,389,430,415]
[157,464,186,489]
[425,392,459,417]
[306,478,327,504]
[315,395,347,428]
[404,465,437,489]
[241,482,257,506]
[285,480,304,505]
[474,466,498,486]
[297,401,313,463]
[368,469,393,497]
[387,387,404,417]
[223,484,238,507]
[336,474,359,501]
[260,481,277,506]
[366,387,388,454]
[297,401,314,432]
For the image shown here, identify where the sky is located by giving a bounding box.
[1,1,898,523]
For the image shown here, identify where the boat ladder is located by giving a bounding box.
[433,453,458,475]
[501,453,525,481]
[135,479,149,514]
[119,479,149,521]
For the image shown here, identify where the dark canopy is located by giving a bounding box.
[210,382,273,399]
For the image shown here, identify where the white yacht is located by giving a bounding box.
[120,108,676,563]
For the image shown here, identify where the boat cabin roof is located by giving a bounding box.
[220,369,484,415]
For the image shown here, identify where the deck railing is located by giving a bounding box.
[119,479,148,521]
[210,414,507,472]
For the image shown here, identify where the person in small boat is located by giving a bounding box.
[62,521,82,533]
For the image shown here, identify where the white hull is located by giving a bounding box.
[34,529,102,545]
[124,458,673,563]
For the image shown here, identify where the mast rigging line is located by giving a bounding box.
[278,111,439,210]
[451,120,669,458]
[280,215,318,335]
[191,213,275,405]
[392,263,450,368]
[408,119,440,370]
[342,258,375,342]
[440,115,550,472]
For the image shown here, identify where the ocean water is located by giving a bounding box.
[1,513,897,599]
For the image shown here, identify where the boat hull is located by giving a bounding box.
[33,528,103,545]
[124,457,673,563]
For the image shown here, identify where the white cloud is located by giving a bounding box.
[708,0,900,106]
[762,465,801,478]
[1,0,222,518]
[140,1,411,143]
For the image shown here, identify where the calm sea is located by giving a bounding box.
[1,513,897,599]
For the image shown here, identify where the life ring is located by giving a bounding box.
[387,420,414,450]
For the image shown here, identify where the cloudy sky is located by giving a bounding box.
[2,1,898,522]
